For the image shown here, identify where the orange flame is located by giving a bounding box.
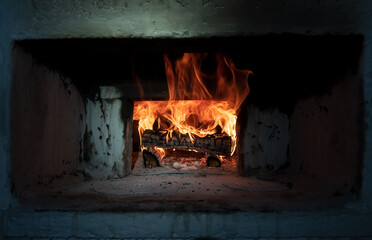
[154,147,166,159]
[133,53,252,156]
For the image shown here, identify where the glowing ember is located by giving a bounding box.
[133,53,252,157]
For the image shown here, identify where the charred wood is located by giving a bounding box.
[141,129,232,156]
[206,155,221,167]
[164,149,205,159]
[143,148,160,168]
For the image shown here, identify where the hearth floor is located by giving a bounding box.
[20,154,350,212]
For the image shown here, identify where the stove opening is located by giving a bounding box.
[133,53,251,171]
[11,36,364,211]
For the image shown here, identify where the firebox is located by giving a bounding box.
[11,36,363,211]
[133,52,251,172]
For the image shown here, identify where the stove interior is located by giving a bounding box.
[11,36,364,211]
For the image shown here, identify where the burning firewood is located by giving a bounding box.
[141,129,232,156]
[142,146,222,168]
[134,53,252,169]
[142,148,161,168]
[163,149,205,159]
[141,129,227,168]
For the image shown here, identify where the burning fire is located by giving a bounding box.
[133,53,252,156]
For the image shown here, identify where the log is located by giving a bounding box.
[141,129,232,156]
[206,155,221,167]
[143,147,222,168]
[143,148,161,168]
[164,149,206,159]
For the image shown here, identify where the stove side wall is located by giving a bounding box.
[10,46,85,198]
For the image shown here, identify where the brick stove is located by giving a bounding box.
[1,0,372,239]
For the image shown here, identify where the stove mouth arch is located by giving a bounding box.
[10,35,364,211]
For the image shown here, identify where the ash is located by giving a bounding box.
[132,152,237,175]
